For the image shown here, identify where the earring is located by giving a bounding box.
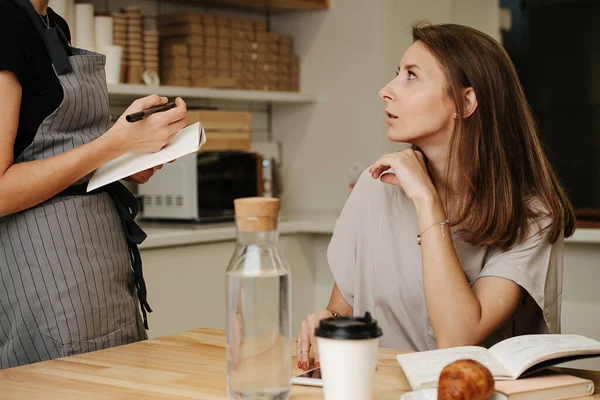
[453,113,459,119]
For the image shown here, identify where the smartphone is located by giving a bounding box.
[291,367,323,387]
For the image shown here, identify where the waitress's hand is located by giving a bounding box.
[123,164,163,184]
[297,309,334,370]
[369,149,437,202]
[107,95,188,154]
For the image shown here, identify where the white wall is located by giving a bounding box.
[560,243,600,369]
[271,0,501,215]
[270,0,391,215]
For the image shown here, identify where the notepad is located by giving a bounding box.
[87,122,206,192]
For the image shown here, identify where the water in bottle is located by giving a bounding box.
[226,197,292,400]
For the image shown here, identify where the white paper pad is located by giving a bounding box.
[87,122,206,192]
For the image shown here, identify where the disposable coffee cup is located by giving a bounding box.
[315,312,382,400]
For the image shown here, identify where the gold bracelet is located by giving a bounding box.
[416,219,449,245]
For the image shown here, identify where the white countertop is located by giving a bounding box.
[139,214,337,250]
[567,228,600,245]
[138,215,600,250]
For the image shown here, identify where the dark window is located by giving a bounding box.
[501,0,600,227]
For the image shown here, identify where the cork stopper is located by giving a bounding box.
[234,197,280,232]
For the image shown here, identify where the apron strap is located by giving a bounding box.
[12,0,72,75]
[47,8,72,47]
[58,183,153,330]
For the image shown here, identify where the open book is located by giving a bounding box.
[396,334,600,390]
[87,122,206,192]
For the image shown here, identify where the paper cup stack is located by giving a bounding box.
[112,13,127,83]
[143,30,160,77]
[74,3,95,51]
[123,6,143,84]
[94,15,113,53]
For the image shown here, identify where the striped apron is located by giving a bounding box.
[0,2,148,369]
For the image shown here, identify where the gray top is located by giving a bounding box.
[328,170,563,351]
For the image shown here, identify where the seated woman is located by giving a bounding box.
[297,22,575,370]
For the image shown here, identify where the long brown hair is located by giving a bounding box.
[412,22,575,250]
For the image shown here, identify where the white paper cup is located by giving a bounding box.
[74,3,95,51]
[103,45,123,84]
[315,312,382,400]
[95,16,113,54]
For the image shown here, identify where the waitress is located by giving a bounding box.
[0,0,187,369]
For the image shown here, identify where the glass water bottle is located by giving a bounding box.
[226,197,292,400]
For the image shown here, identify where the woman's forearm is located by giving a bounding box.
[414,194,484,348]
[0,132,124,216]
[327,283,353,317]
[1,70,186,217]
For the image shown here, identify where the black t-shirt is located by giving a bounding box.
[0,0,72,159]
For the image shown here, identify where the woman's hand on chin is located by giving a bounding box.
[369,149,437,203]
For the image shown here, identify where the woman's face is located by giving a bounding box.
[379,41,455,146]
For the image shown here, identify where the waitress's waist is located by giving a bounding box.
[0,183,109,223]
[58,183,107,197]
[56,183,142,235]
[57,182,146,246]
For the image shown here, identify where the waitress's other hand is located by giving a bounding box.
[108,95,188,154]
[297,309,333,370]
[123,164,163,184]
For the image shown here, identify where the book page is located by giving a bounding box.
[396,346,512,390]
[87,122,206,192]
[489,334,600,378]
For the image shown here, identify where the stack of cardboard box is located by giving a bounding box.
[112,13,127,83]
[157,12,299,91]
[236,28,299,91]
[290,54,300,92]
[187,110,251,151]
[112,9,161,84]
[232,17,265,90]
[143,31,159,76]
[123,7,144,84]
[158,12,237,88]
[265,32,298,92]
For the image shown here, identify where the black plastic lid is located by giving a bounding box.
[314,312,383,340]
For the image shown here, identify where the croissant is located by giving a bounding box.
[437,359,494,400]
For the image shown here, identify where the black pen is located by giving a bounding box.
[126,101,177,123]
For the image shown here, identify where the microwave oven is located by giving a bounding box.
[138,151,272,222]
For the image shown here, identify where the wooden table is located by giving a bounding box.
[0,329,599,399]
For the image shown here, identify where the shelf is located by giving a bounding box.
[162,0,329,13]
[107,84,318,105]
